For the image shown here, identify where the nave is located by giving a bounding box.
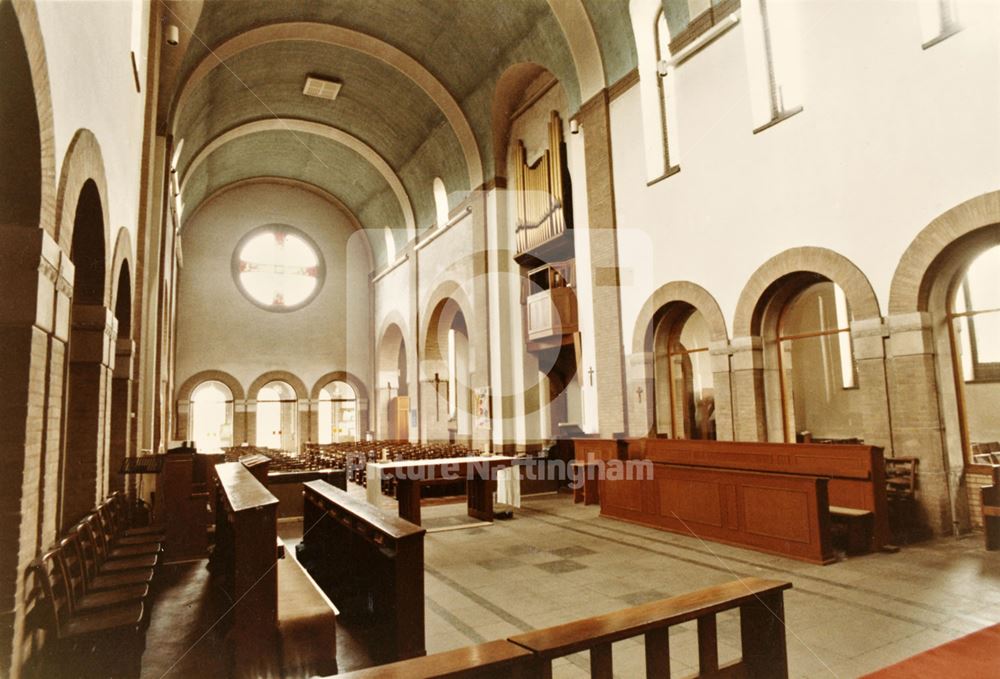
[132,489,1000,678]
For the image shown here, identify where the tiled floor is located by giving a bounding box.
[143,490,1000,678]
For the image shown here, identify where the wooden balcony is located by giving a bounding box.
[526,286,577,350]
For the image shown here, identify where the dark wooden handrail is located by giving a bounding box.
[329,578,792,679]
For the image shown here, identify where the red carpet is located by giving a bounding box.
[862,623,1000,678]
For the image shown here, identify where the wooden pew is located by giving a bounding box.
[634,439,890,552]
[277,553,339,677]
[300,479,426,662]
[329,578,793,679]
[212,462,280,677]
[602,461,835,564]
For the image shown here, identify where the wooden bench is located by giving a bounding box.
[277,552,339,677]
[829,505,874,555]
[300,479,426,662]
[212,462,280,678]
[628,438,891,553]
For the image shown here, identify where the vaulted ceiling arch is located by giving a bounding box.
[179,118,416,239]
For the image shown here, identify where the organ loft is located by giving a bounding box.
[1,0,999,677]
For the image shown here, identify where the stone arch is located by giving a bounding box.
[109,227,134,332]
[420,280,475,361]
[55,130,111,278]
[1,0,56,235]
[733,246,881,337]
[176,370,246,403]
[546,0,605,103]
[310,371,369,402]
[632,280,728,355]
[172,22,484,189]
[731,247,888,447]
[179,120,417,239]
[627,281,731,440]
[889,190,1000,315]
[376,317,412,439]
[247,370,308,401]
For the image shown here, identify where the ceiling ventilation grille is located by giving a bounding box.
[303,76,342,101]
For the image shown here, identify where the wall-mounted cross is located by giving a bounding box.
[636,385,644,403]
[588,366,595,386]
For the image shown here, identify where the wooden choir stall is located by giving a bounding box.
[299,480,426,663]
[598,439,891,564]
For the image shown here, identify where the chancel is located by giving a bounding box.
[2,0,1000,677]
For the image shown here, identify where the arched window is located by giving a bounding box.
[775,282,861,442]
[318,380,358,444]
[654,10,682,171]
[662,0,739,52]
[190,381,234,452]
[433,177,449,229]
[654,307,716,439]
[384,226,397,263]
[949,244,1000,465]
[743,0,804,131]
[256,381,297,452]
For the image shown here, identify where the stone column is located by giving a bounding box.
[297,399,309,453]
[850,318,893,453]
[62,303,114,527]
[0,226,72,677]
[729,336,767,441]
[577,92,627,437]
[709,340,736,441]
[109,338,134,492]
[886,312,956,537]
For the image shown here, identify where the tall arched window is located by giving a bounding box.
[949,244,1000,465]
[654,307,716,439]
[318,380,358,444]
[433,177,449,228]
[776,282,861,442]
[256,381,297,452]
[384,226,397,263]
[654,10,682,171]
[919,0,962,48]
[190,381,234,452]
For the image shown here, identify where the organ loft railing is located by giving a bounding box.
[514,111,573,261]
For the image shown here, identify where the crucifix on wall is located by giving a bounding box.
[636,385,644,403]
[588,366,595,387]
[425,372,449,421]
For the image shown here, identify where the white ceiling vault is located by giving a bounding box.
[161,0,637,263]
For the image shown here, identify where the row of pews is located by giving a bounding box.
[208,460,339,678]
[575,438,908,564]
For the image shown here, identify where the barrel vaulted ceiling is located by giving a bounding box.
[166,0,637,265]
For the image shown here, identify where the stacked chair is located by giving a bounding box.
[28,492,163,678]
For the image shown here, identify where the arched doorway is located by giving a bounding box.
[653,305,716,439]
[62,179,109,527]
[255,380,297,451]
[190,381,235,452]
[423,297,473,443]
[317,380,358,443]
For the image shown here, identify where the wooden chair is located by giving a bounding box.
[29,547,146,677]
[108,491,166,541]
[58,533,149,614]
[70,523,154,593]
[82,514,160,567]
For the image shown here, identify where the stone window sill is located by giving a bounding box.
[753,105,804,135]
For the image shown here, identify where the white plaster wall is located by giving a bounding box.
[615,1,1000,350]
[374,253,411,341]
[174,183,372,396]
[36,0,147,256]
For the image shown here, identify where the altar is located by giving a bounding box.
[365,455,517,526]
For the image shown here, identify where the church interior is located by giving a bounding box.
[2,0,1000,677]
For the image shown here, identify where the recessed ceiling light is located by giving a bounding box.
[303,76,342,101]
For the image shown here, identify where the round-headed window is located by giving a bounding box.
[232,225,324,311]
